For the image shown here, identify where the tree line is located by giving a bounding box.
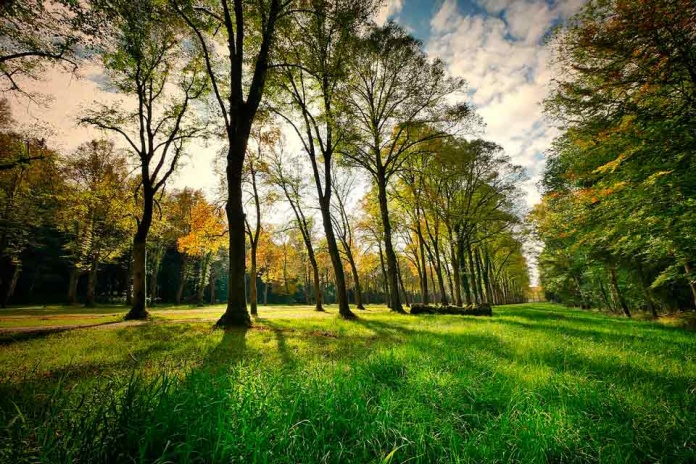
[1,0,531,323]
[532,0,696,317]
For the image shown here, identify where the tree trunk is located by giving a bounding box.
[85,257,98,307]
[397,260,409,307]
[598,278,615,312]
[125,250,132,306]
[126,236,148,318]
[126,188,153,320]
[450,240,462,306]
[467,241,479,303]
[149,253,160,307]
[319,196,354,318]
[609,267,631,318]
[309,251,324,311]
[376,177,404,313]
[416,220,429,304]
[250,243,258,316]
[378,241,390,307]
[218,141,251,327]
[1,259,20,308]
[474,247,487,303]
[345,246,365,310]
[67,265,79,305]
[457,236,472,304]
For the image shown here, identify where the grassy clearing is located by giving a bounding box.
[1,303,694,463]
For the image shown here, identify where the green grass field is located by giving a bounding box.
[1,303,694,463]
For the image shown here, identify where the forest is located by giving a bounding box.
[0,0,694,462]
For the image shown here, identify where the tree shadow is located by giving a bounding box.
[0,320,133,346]
[259,320,294,365]
[203,326,249,371]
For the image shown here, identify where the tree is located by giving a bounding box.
[538,0,696,314]
[243,123,278,315]
[57,139,133,306]
[340,23,472,313]
[331,165,365,309]
[175,0,293,327]
[266,143,325,311]
[270,0,379,318]
[82,0,207,319]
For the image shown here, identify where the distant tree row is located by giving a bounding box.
[532,0,696,316]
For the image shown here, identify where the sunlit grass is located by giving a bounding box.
[1,303,694,462]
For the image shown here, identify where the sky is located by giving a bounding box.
[9,0,586,208]
[377,0,587,206]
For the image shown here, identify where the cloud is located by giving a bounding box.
[375,0,404,26]
[427,0,585,208]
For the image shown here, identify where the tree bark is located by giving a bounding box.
[467,241,479,304]
[416,219,429,304]
[250,243,258,316]
[378,241,390,307]
[149,254,159,307]
[125,187,153,320]
[218,143,251,327]
[377,177,405,313]
[450,239,462,306]
[319,196,354,318]
[1,260,20,308]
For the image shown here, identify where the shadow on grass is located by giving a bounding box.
[204,326,249,370]
[0,320,132,346]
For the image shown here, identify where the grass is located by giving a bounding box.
[0,303,694,463]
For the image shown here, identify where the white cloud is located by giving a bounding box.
[427,0,585,208]
[375,0,404,26]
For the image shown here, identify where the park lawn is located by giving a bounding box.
[0,304,336,330]
[0,303,694,463]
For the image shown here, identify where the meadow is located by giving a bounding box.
[0,303,694,463]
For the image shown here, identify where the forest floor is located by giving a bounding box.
[0,303,694,462]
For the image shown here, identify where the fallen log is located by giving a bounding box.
[409,303,492,316]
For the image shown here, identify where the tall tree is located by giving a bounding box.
[331,165,365,309]
[270,0,379,318]
[341,24,472,313]
[175,0,293,327]
[82,1,207,319]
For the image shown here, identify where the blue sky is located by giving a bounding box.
[377,0,586,205]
